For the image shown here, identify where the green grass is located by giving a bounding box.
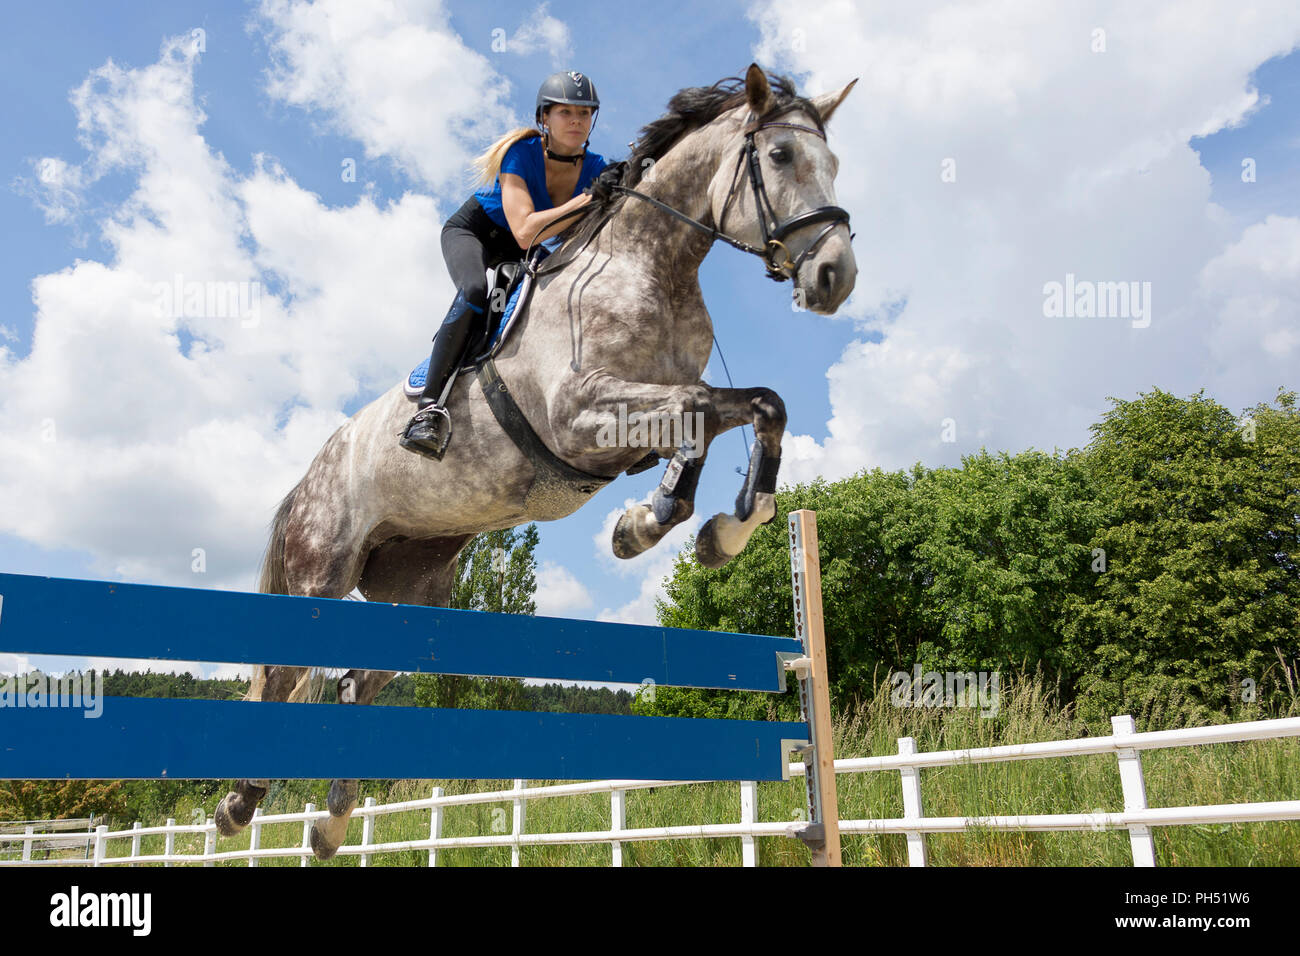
[28,676,1300,866]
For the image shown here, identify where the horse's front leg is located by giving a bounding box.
[690,386,785,569]
[559,376,785,566]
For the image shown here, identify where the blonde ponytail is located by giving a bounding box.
[471,127,543,189]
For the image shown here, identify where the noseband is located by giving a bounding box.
[609,105,851,282]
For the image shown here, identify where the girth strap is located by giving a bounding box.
[477,358,616,496]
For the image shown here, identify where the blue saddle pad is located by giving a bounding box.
[405,250,547,398]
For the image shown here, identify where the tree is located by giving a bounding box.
[0,780,127,823]
[646,452,1101,719]
[413,524,539,710]
[1061,388,1300,723]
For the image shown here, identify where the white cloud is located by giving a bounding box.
[592,502,701,625]
[1200,214,1300,365]
[17,157,88,227]
[83,656,214,676]
[255,0,519,191]
[200,662,256,681]
[748,1,1300,479]
[533,559,593,616]
[0,655,32,676]
[0,25,475,588]
[503,3,574,67]
[0,654,221,678]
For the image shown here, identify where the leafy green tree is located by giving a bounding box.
[0,780,126,823]
[1061,388,1300,723]
[413,524,539,710]
[645,450,1101,718]
[901,450,1100,676]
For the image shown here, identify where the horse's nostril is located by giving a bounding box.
[819,263,836,295]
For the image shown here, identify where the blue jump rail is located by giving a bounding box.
[0,573,808,782]
[0,572,800,691]
[0,697,808,781]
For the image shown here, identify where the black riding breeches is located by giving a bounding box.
[441,196,527,314]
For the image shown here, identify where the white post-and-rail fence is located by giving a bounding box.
[4,713,1295,867]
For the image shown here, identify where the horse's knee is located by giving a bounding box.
[751,388,787,437]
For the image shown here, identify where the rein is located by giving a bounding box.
[527,104,851,283]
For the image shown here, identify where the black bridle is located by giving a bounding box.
[527,104,850,283]
[614,106,850,281]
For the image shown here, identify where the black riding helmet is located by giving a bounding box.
[535,71,600,154]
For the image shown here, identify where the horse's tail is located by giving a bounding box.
[246,483,302,702]
[257,482,299,597]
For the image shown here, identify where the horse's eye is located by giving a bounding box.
[769,147,792,165]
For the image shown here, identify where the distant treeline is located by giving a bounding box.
[2,669,633,715]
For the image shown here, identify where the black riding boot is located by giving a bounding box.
[400,289,482,460]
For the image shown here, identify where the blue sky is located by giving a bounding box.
[1,1,1298,682]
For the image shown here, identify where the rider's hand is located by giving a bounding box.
[585,161,627,203]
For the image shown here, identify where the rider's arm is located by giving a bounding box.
[500,173,592,249]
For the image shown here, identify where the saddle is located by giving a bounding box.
[403,257,532,400]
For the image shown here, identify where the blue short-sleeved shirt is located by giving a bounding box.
[474,135,607,231]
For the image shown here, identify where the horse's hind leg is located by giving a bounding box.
[307,533,472,862]
[307,668,396,862]
[214,665,308,836]
[217,481,370,840]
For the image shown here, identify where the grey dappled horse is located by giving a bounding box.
[215,65,857,860]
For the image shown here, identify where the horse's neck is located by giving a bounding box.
[608,129,724,283]
[513,122,731,380]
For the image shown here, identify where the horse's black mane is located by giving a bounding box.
[557,70,820,253]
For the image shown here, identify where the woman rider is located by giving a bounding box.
[401,70,624,459]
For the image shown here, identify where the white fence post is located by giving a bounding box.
[203,817,216,867]
[740,781,757,867]
[1112,714,1157,867]
[93,825,107,867]
[428,787,443,868]
[164,818,175,867]
[611,788,626,867]
[301,802,315,867]
[898,736,929,866]
[360,796,376,867]
[22,825,33,863]
[248,808,262,867]
[131,821,142,866]
[511,779,527,868]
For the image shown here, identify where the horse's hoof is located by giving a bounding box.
[612,505,652,559]
[214,790,255,837]
[310,824,340,862]
[694,516,733,569]
[327,779,358,817]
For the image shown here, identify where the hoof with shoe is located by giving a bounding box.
[214,784,264,837]
[309,824,340,862]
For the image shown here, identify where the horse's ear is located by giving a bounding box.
[745,63,773,116]
[811,78,858,126]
